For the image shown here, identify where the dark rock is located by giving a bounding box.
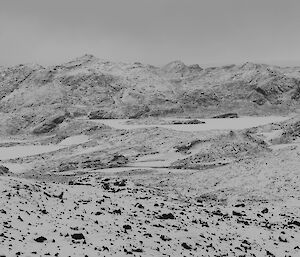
[40,209,48,214]
[34,236,47,243]
[102,183,111,191]
[55,192,64,199]
[157,213,175,220]
[132,248,143,253]
[212,113,238,119]
[261,208,269,214]
[123,225,132,231]
[181,242,192,250]
[266,250,276,256]
[199,219,209,227]
[175,139,202,153]
[114,179,127,187]
[212,210,225,216]
[237,219,250,226]
[279,236,288,243]
[102,246,109,251]
[289,220,300,227]
[71,233,85,240]
[172,119,205,125]
[160,235,172,241]
[135,203,144,209]
[112,209,122,215]
[234,203,245,208]
[232,211,244,217]
[0,165,10,175]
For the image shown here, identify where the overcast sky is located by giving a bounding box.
[1,0,300,67]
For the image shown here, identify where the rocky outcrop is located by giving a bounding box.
[88,110,114,119]
[0,165,10,175]
[0,64,42,100]
[57,154,128,172]
[108,154,128,166]
[212,113,239,119]
[172,119,205,125]
[171,132,267,169]
[32,114,67,134]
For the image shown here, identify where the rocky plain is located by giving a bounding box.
[0,55,300,256]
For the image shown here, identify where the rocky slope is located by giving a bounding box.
[0,55,300,135]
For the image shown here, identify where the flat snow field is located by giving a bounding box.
[91,116,289,131]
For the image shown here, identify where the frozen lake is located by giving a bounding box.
[0,135,89,161]
[91,116,289,132]
[0,145,63,161]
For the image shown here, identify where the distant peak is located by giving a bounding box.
[162,60,187,73]
[3,63,44,71]
[75,54,97,62]
[61,54,100,68]
[240,62,267,70]
[188,64,203,71]
[164,60,186,67]
[162,60,203,74]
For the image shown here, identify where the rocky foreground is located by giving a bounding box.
[0,116,300,256]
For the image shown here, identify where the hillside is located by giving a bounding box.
[0,55,300,135]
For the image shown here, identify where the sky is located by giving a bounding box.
[0,0,300,67]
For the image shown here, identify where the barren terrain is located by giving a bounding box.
[0,57,300,256]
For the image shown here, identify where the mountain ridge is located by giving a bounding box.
[0,55,299,134]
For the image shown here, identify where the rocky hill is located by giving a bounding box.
[0,55,299,127]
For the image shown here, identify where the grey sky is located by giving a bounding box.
[1,0,300,67]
